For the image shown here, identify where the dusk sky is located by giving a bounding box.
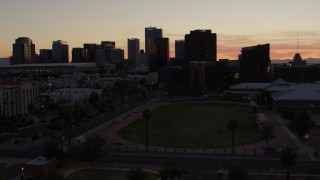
[1,0,320,60]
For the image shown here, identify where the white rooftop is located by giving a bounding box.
[230,83,271,90]
[272,84,320,101]
[27,156,53,165]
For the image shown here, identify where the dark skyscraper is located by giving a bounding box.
[52,40,69,63]
[101,42,114,63]
[149,37,169,72]
[145,27,163,64]
[111,48,124,63]
[83,43,97,62]
[128,38,140,68]
[175,40,185,59]
[12,37,36,64]
[39,49,52,63]
[185,29,217,62]
[72,48,87,63]
[239,44,270,82]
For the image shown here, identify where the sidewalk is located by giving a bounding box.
[270,112,316,160]
[58,163,160,179]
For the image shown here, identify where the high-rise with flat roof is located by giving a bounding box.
[52,40,69,63]
[72,48,87,63]
[111,48,124,63]
[149,37,169,72]
[239,44,270,82]
[83,43,97,62]
[145,27,162,64]
[39,49,52,63]
[185,30,217,62]
[175,40,185,59]
[12,37,36,64]
[128,38,140,68]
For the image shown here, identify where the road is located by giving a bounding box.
[102,151,320,180]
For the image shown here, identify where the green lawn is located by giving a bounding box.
[119,102,262,148]
[66,169,158,180]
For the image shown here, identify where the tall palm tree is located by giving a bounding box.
[262,125,273,147]
[143,108,152,151]
[227,119,238,154]
[280,147,297,180]
[59,105,74,147]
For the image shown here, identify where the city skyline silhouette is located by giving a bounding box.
[1,0,320,60]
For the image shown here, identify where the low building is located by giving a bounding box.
[25,156,56,179]
[40,88,102,104]
[227,79,320,112]
[0,79,38,118]
[271,84,320,111]
[226,82,271,101]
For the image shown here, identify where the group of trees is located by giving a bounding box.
[281,109,314,137]
[113,78,151,106]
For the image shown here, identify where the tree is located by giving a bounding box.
[79,134,106,169]
[291,111,312,137]
[225,162,249,180]
[59,105,74,147]
[280,147,297,180]
[77,79,84,88]
[262,125,273,147]
[27,102,35,114]
[140,78,147,89]
[126,167,147,180]
[227,119,238,154]
[89,92,99,107]
[43,142,64,160]
[159,160,186,180]
[113,81,126,104]
[41,170,65,180]
[143,108,152,151]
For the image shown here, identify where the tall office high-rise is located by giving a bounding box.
[72,48,87,63]
[101,41,114,63]
[175,40,185,59]
[149,37,169,72]
[128,38,140,68]
[12,37,36,64]
[239,44,270,82]
[111,48,124,63]
[145,27,162,64]
[185,30,217,62]
[39,49,52,63]
[52,40,69,63]
[83,43,97,62]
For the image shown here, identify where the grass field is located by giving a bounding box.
[119,102,263,148]
[66,169,158,180]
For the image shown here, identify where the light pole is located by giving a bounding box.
[21,167,24,180]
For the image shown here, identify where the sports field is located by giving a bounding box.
[119,102,262,148]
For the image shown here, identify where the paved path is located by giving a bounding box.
[270,112,316,160]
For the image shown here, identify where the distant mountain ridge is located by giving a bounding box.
[272,58,320,64]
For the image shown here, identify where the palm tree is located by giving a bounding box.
[143,108,152,151]
[126,167,147,180]
[227,119,238,154]
[262,125,273,147]
[59,105,74,147]
[280,147,297,180]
